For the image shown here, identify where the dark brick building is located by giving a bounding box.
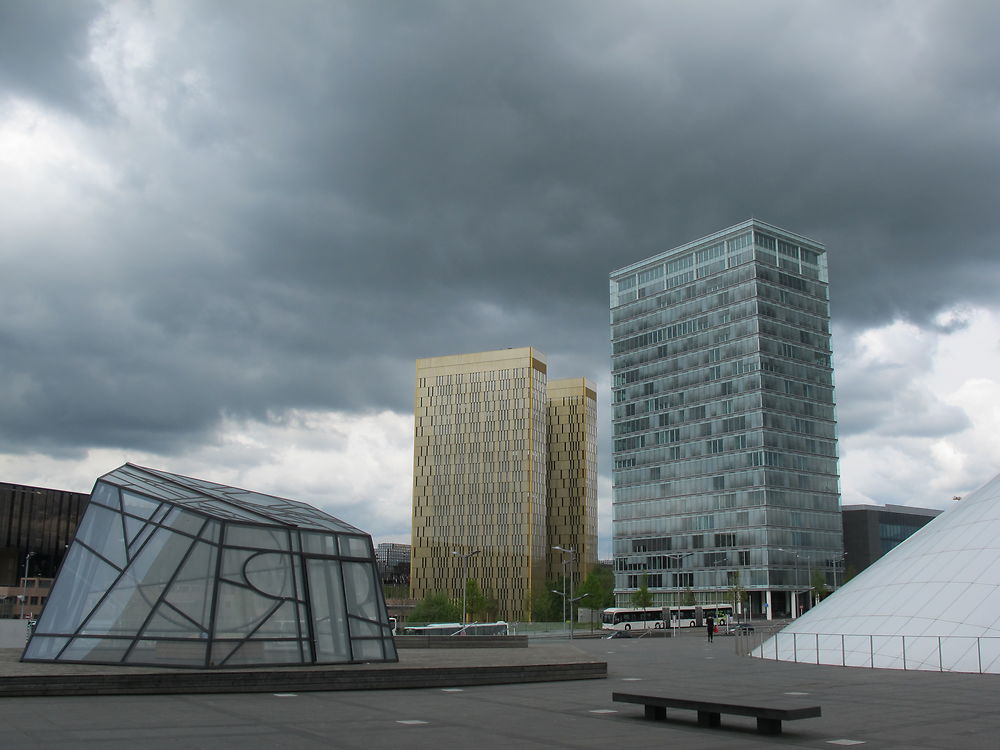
[0,481,89,587]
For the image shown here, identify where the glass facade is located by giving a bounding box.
[22,464,396,668]
[609,219,842,617]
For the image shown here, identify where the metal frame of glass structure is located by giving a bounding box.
[23,464,397,668]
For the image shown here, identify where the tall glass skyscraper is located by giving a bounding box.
[609,219,842,619]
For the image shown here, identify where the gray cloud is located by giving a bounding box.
[0,0,105,114]
[3,1,1000,457]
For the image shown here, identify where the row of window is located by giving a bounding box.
[613,272,829,342]
[612,238,826,312]
[611,491,840,548]
[613,468,840,504]
[612,264,756,324]
[616,566,837,591]
[424,368,529,387]
[613,517,844,551]
[614,233,755,296]
[614,505,843,540]
[613,426,836,475]
[614,293,830,359]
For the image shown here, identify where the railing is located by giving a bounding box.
[744,631,1000,674]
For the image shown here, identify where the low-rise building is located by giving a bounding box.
[841,503,943,573]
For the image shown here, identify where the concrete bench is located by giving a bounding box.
[612,691,821,735]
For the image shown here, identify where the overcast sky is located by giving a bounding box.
[3,1,1000,558]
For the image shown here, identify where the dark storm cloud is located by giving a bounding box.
[0,0,105,114]
[3,1,1000,455]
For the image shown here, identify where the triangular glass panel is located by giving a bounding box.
[74,503,127,569]
[89,481,121,512]
[121,490,160,519]
[123,515,145,545]
[31,545,121,636]
[161,540,217,630]
[79,572,165,636]
[128,523,156,556]
[140,601,206,638]
[209,640,242,667]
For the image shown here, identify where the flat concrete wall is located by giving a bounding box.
[395,635,529,648]
[0,619,31,649]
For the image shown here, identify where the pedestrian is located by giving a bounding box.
[706,614,714,642]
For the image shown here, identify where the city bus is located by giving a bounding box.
[664,604,733,628]
[602,605,734,632]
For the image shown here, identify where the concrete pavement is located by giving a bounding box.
[1,628,998,748]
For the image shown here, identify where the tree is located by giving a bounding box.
[531,579,564,622]
[630,573,654,611]
[408,591,460,624]
[465,579,499,621]
[810,569,831,605]
[681,587,696,606]
[577,566,615,610]
[728,577,747,621]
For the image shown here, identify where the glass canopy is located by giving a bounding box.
[23,464,397,668]
[753,469,1000,673]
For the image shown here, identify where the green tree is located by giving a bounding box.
[728,578,747,622]
[408,591,460,624]
[465,579,499,621]
[531,579,565,622]
[577,566,615,610]
[630,573,654,611]
[681,587,696,606]
[810,569,831,605]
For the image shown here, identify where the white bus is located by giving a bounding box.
[601,607,665,632]
[664,604,733,628]
[602,605,734,632]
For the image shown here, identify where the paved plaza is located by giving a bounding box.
[1,628,997,748]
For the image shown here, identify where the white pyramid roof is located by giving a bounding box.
[753,470,1000,673]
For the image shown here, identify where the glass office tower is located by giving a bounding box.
[609,219,842,619]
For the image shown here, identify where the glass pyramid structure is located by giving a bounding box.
[23,464,398,668]
[752,469,1000,672]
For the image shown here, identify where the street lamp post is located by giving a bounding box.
[451,549,480,626]
[832,552,847,590]
[552,546,577,637]
[776,548,813,615]
[550,589,590,639]
[19,551,35,620]
[664,552,694,635]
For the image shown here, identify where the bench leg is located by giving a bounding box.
[644,705,666,720]
[697,711,721,728]
[756,717,782,735]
